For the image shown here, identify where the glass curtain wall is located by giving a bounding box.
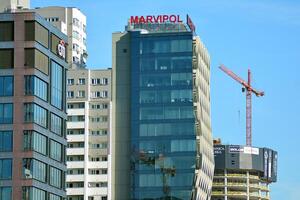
[130,32,195,200]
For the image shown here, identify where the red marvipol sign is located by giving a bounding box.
[130,15,183,24]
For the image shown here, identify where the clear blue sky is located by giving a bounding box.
[32,0,300,199]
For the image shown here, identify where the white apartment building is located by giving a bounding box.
[66,68,112,200]
[35,6,88,68]
[0,0,30,12]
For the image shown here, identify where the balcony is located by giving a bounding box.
[68,108,85,116]
[88,161,108,169]
[67,122,85,129]
[67,134,85,142]
[66,188,84,196]
[66,174,84,182]
[67,161,84,168]
[67,148,85,155]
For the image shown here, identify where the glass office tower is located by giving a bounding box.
[112,17,214,200]
[0,12,68,200]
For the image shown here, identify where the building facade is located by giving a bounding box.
[112,15,214,200]
[66,68,111,200]
[0,0,30,12]
[35,6,87,69]
[212,144,278,200]
[0,12,68,199]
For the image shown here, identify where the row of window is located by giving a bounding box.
[67,91,108,99]
[22,186,63,200]
[139,139,196,153]
[140,106,194,120]
[24,130,64,162]
[66,168,107,175]
[67,78,109,85]
[23,158,64,188]
[140,89,193,104]
[24,103,64,136]
[66,182,107,188]
[69,196,107,200]
[66,155,108,162]
[140,73,192,87]
[67,129,108,136]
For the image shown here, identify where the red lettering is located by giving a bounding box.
[139,16,146,24]
[177,15,183,23]
[169,15,176,23]
[146,16,153,23]
[162,15,169,23]
[130,16,139,24]
[153,15,160,23]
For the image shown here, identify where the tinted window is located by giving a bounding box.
[0,131,12,152]
[0,49,13,69]
[0,76,13,96]
[0,104,13,124]
[0,22,13,41]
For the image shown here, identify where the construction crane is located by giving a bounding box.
[219,64,264,146]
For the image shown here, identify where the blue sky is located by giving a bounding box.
[32,0,300,199]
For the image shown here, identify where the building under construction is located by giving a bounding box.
[211,140,278,200]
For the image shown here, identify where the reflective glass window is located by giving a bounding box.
[0,49,13,69]
[0,104,13,124]
[0,187,12,200]
[23,130,47,155]
[0,131,12,152]
[50,167,62,188]
[25,21,49,48]
[25,49,49,75]
[0,22,14,41]
[0,76,13,96]
[50,140,62,162]
[51,61,63,109]
[22,187,46,200]
[24,103,47,128]
[0,159,12,179]
[23,158,46,182]
[50,113,63,136]
[25,76,48,101]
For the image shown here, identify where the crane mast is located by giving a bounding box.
[219,64,264,146]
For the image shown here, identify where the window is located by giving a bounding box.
[23,130,47,155]
[25,76,48,101]
[67,91,74,98]
[171,140,196,152]
[51,61,64,109]
[49,193,61,200]
[77,91,85,98]
[24,103,47,128]
[67,168,84,175]
[67,79,74,85]
[50,167,62,188]
[68,142,84,148]
[88,182,107,188]
[67,155,84,161]
[90,103,108,110]
[0,22,14,41]
[0,104,13,124]
[25,21,49,48]
[23,158,46,182]
[90,91,108,98]
[0,159,12,179]
[0,49,13,69]
[50,140,62,162]
[67,182,84,188]
[67,196,84,200]
[0,187,12,200]
[0,131,12,152]
[91,78,108,85]
[25,49,49,75]
[50,113,63,136]
[0,76,13,96]
[89,143,107,149]
[90,116,108,123]
[68,115,84,122]
[68,103,85,109]
[72,31,80,40]
[78,78,85,85]
[67,129,84,135]
[73,56,80,63]
[90,130,107,136]
[22,187,46,200]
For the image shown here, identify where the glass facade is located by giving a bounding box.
[130,32,196,199]
[0,49,14,69]
[0,159,12,179]
[0,103,13,124]
[0,131,12,152]
[0,76,13,96]
[25,75,48,101]
[50,113,63,136]
[49,167,62,188]
[50,140,62,162]
[24,103,47,128]
[23,130,47,155]
[23,158,47,182]
[51,61,63,109]
[0,187,12,200]
[22,187,46,200]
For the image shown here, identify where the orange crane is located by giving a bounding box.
[219,64,264,146]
